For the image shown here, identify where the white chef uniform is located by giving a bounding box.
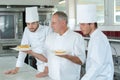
[45,29,85,80]
[81,29,114,80]
[77,4,114,80]
[16,7,52,72]
[16,25,52,72]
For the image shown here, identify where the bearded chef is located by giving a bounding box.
[77,4,114,80]
[5,7,52,78]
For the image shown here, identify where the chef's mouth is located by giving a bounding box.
[29,28,37,32]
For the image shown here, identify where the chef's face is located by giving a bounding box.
[51,14,63,33]
[26,21,39,32]
[80,23,92,35]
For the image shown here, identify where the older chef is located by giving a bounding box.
[45,11,85,80]
[5,7,52,78]
[77,4,114,80]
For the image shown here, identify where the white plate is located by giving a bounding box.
[11,47,31,51]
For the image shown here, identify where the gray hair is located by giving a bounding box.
[53,11,68,24]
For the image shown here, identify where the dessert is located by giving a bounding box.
[54,50,66,55]
[17,45,30,49]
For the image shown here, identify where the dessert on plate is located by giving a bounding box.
[17,45,30,49]
[17,45,30,48]
[54,50,66,55]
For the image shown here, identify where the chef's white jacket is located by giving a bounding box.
[16,25,52,72]
[81,29,114,80]
[45,29,85,80]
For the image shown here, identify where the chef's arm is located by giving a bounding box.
[81,60,101,80]
[58,54,82,65]
[24,50,47,63]
[64,35,85,65]
[30,52,47,62]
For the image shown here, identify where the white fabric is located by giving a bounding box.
[25,7,39,23]
[81,29,114,80]
[37,64,45,72]
[77,4,96,24]
[16,25,52,72]
[45,29,85,80]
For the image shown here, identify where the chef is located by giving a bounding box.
[45,11,85,80]
[5,7,52,78]
[77,4,114,80]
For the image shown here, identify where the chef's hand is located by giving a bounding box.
[56,54,70,59]
[4,67,19,74]
[57,54,82,65]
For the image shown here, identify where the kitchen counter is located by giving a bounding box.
[0,56,52,80]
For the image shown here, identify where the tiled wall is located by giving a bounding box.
[75,31,120,38]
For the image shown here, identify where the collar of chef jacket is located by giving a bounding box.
[35,24,44,32]
[90,28,99,38]
[55,28,70,37]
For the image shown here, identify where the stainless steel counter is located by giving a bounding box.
[0,56,52,80]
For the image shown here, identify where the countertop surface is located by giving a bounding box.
[0,56,52,80]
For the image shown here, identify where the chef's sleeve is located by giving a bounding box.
[16,27,29,67]
[16,52,27,67]
[81,39,106,80]
[74,34,86,64]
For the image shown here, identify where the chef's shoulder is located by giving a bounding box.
[41,25,51,30]
[70,30,84,39]
[41,25,53,33]
[45,31,55,39]
[23,27,29,33]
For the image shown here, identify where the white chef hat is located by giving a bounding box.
[77,4,97,24]
[25,7,39,23]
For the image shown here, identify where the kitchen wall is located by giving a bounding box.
[75,25,120,38]
[0,0,119,56]
[75,27,120,56]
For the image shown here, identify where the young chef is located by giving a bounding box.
[5,7,52,78]
[77,4,114,80]
[45,11,86,80]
